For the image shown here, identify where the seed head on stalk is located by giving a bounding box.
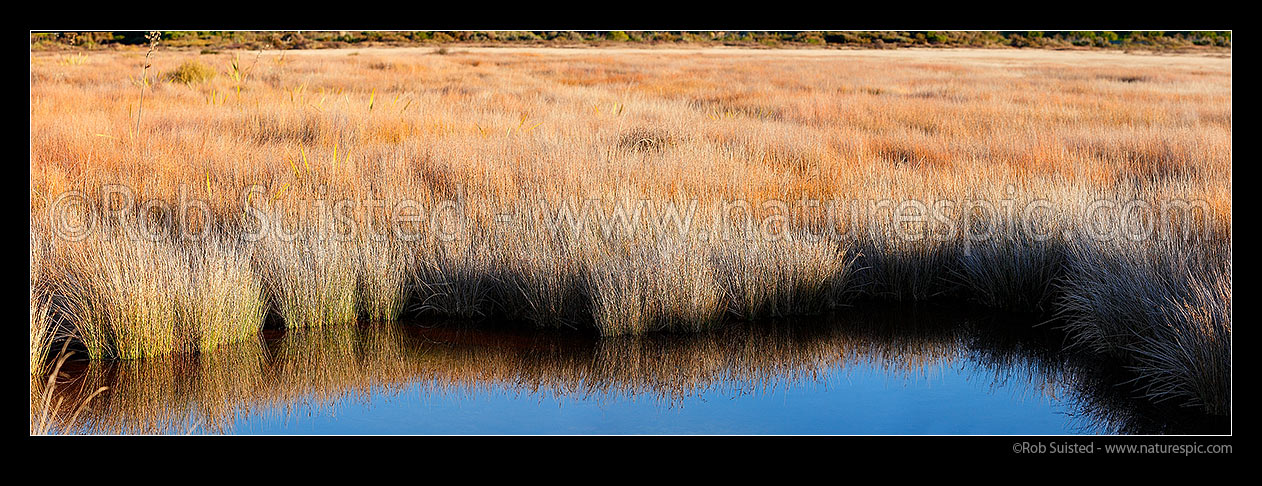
[134,31,162,141]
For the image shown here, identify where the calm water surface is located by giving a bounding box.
[37,306,1223,434]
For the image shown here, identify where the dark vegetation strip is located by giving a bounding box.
[31,30,1232,52]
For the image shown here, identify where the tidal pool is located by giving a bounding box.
[33,305,1225,435]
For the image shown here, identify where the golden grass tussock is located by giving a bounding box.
[1057,233,1232,415]
[30,227,56,376]
[251,232,358,330]
[30,47,1230,414]
[164,60,216,85]
[39,226,267,360]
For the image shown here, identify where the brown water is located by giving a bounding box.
[31,305,1227,434]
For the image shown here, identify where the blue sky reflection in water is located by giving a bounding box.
[231,357,1074,435]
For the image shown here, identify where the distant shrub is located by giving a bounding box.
[606,31,630,42]
[165,60,215,84]
[795,32,824,44]
[650,31,679,43]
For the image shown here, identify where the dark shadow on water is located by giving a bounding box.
[34,304,1228,434]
